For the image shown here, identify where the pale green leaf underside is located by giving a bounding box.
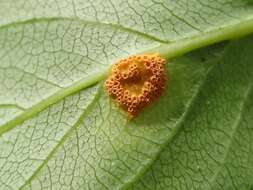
[0,0,253,190]
[1,0,253,41]
[130,36,253,190]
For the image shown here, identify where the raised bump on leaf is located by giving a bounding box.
[105,54,167,117]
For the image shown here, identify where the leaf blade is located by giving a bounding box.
[0,1,253,190]
[130,36,253,190]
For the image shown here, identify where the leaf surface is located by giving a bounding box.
[0,1,253,190]
[130,36,253,190]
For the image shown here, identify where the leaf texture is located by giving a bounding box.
[130,36,253,190]
[0,1,253,190]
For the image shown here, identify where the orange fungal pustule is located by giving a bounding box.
[105,54,167,117]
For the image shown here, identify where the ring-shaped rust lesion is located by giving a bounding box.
[105,54,167,117]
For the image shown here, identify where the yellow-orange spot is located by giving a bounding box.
[105,54,167,117]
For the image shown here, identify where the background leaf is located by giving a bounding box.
[130,36,253,190]
[1,0,253,41]
[0,1,253,190]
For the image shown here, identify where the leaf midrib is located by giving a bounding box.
[0,69,108,137]
[0,16,253,190]
[147,17,253,59]
[1,17,253,138]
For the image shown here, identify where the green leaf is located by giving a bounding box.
[130,36,253,190]
[0,1,253,190]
